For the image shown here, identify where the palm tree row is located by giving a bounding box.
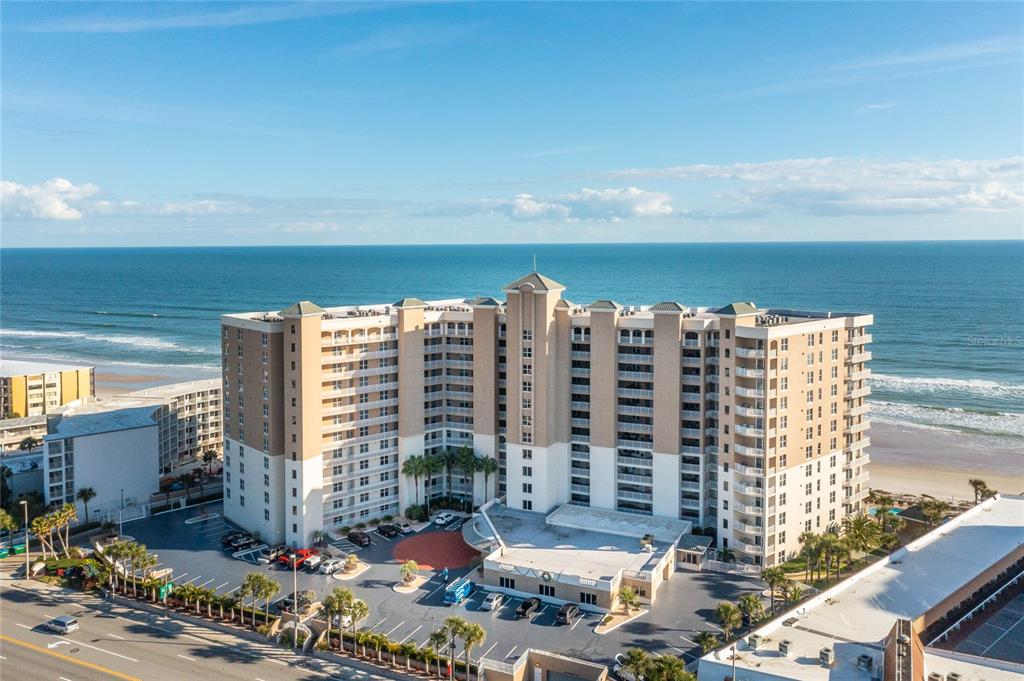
[103,539,157,597]
[402,447,499,513]
[30,503,79,559]
[618,648,696,681]
[239,572,281,628]
[795,511,891,585]
[968,478,998,505]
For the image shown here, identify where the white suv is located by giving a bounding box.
[434,512,457,526]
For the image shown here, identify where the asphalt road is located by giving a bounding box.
[0,577,398,681]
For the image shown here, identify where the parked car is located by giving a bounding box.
[556,603,581,625]
[515,597,541,619]
[398,522,414,534]
[613,654,644,681]
[481,592,503,611]
[304,553,324,572]
[318,558,344,575]
[233,539,259,552]
[221,531,245,547]
[229,535,255,549]
[258,545,288,564]
[276,590,316,614]
[377,524,399,538]
[278,548,318,569]
[44,615,79,635]
[347,531,371,547]
[328,613,353,629]
[433,512,457,526]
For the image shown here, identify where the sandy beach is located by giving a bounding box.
[93,363,219,397]
[868,420,1023,502]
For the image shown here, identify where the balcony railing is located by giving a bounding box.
[735,348,765,359]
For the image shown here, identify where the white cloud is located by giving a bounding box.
[856,102,897,113]
[1,177,99,220]
[609,156,1024,217]
[482,187,674,222]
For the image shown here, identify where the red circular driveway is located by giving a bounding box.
[391,530,478,570]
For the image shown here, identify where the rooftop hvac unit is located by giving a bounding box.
[856,654,873,672]
[748,634,763,651]
[778,640,792,657]
[928,675,943,681]
[819,648,835,667]
[947,675,963,681]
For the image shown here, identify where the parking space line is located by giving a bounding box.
[399,625,422,644]
[198,578,215,587]
[479,642,498,660]
[679,635,695,645]
[505,646,517,659]
[181,575,201,585]
[108,633,125,640]
[215,582,230,591]
[226,586,241,594]
[570,616,584,631]
[384,621,404,637]
[177,654,197,662]
[426,581,449,598]
[368,617,388,631]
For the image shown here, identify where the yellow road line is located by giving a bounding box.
[0,634,143,681]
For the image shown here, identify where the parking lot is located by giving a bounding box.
[94,503,766,666]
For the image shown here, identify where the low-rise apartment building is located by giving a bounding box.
[221,272,872,566]
[1,360,94,418]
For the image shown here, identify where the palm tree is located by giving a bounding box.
[694,631,720,654]
[968,478,987,504]
[202,448,218,476]
[321,588,352,651]
[18,436,40,451]
[714,602,742,641]
[620,648,651,681]
[921,499,951,525]
[429,628,449,677]
[478,456,499,503]
[76,487,97,523]
[842,513,881,559]
[648,655,694,681]
[460,621,486,679]
[782,581,803,607]
[798,531,818,582]
[0,509,17,536]
[135,550,157,600]
[618,585,641,613]
[760,566,786,615]
[345,598,369,653]
[259,575,280,622]
[737,593,765,627]
[402,455,428,509]
[400,559,419,583]
[240,572,263,627]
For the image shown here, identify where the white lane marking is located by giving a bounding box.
[505,646,517,659]
[426,582,448,598]
[384,621,404,637]
[181,575,201,585]
[178,654,197,662]
[570,615,584,631]
[215,582,230,591]
[479,642,498,660]
[198,578,215,587]
[255,678,268,681]
[226,586,241,594]
[49,641,72,649]
[679,635,695,645]
[398,624,422,643]
[108,633,125,640]
[59,677,74,681]
[368,616,388,631]
[0,654,6,660]
[69,639,138,662]
[419,638,432,649]
[174,572,188,580]
[16,623,32,629]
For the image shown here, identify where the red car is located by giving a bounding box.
[278,548,318,569]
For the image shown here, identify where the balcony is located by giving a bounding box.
[843,472,870,487]
[570,484,590,495]
[734,481,762,496]
[570,466,591,478]
[704,391,720,401]
[705,374,720,384]
[735,348,765,359]
[845,436,871,452]
[682,357,702,368]
[618,452,654,467]
[846,387,871,400]
[681,374,702,386]
[683,339,701,348]
[617,438,653,449]
[570,366,591,377]
[735,424,763,438]
[735,541,763,555]
[681,463,701,474]
[736,523,762,534]
[618,473,653,485]
[735,405,764,418]
[571,418,591,428]
[850,369,872,381]
[619,405,653,416]
[846,351,872,364]
[704,356,720,365]
[734,503,763,515]
[681,445,702,455]
[848,420,870,434]
[735,367,765,379]
[734,463,764,477]
[851,334,873,345]
[619,422,653,434]
[571,351,590,360]
[734,444,763,456]
[735,387,765,399]
[617,387,654,399]
[617,489,653,502]
[680,427,702,438]
[619,370,654,382]
[617,352,653,363]
[680,480,700,492]
[848,403,870,417]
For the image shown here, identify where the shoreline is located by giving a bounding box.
[868,420,1022,502]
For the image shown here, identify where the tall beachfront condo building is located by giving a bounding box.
[1,360,95,418]
[220,272,872,566]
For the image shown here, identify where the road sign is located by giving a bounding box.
[159,582,174,599]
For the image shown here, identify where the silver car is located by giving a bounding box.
[319,558,344,574]
[481,592,503,611]
[45,615,79,635]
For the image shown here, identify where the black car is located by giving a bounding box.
[515,597,541,619]
[377,524,399,538]
[556,603,580,625]
[347,531,371,546]
[221,531,245,547]
[229,535,255,549]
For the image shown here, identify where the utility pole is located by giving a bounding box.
[20,500,29,580]
[292,557,298,649]
[119,488,125,536]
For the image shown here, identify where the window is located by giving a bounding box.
[499,577,516,589]
[239,495,245,507]
[781,338,788,351]
[264,509,270,521]
[522,483,533,494]
[522,500,533,511]
[539,584,555,597]
[522,466,533,477]
[522,329,532,341]
[522,449,533,460]
[522,347,532,358]
[580,592,598,606]
[522,380,532,393]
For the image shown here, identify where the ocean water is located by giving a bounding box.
[2,241,1022,440]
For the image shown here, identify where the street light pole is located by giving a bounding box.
[292,558,298,649]
[20,500,29,581]
[119,488,125,536]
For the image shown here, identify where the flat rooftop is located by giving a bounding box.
[1,359,93,377]
[698,494,1024,681]
[44,405,158,440]
[121,378,221,399]
[483,504,682,583]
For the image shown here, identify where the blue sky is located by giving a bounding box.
[2,1,1021,246]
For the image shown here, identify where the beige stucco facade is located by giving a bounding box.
[220,273,872,565]
[0,360,94,418]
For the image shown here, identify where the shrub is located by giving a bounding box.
[369,518,381,527]
[355,522,366,530]
[404,505,427,522]
[339,526,351,534]
[383,514,394,522]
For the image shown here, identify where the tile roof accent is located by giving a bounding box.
[280,301,325,316]
[650,301,685,312]
[502,271,566,292]
[715,301,759,316]
[588,299,622,311]
[466,297,501,307]
[392,297,427,308]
